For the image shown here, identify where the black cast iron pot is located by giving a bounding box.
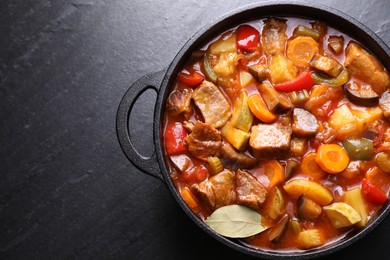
[116,1,390,258]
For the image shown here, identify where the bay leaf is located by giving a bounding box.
[205,204,267,238]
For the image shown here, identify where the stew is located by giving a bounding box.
[163,16,390,252]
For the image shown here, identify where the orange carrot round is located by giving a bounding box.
[301,153,325,179]
[287,36,319,67]
[315,144,349,174]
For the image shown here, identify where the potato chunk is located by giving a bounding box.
[297,229,324,249]
[283,179,333,205]
[344,188,368,227]
[269,54,298,84]
[328,104,360,138]
[213,52,238,78]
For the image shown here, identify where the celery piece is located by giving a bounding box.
[288,90,309,105]
[311,69,349,86]
[294,25,320,41]
[203,54,217,83]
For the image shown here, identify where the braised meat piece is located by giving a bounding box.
[250,122,292,158]
[292,108,319,136]
[345,42,390,94]
[379,92,390,119]
[182,121,195,132]
[262,18,287,56]
[185,121,222,160]
[220,143,257,170]
[235,170,268,210]
[166,87,193,116]
[192,81,232,128]
[192,170,236,211]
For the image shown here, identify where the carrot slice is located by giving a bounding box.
[180,186,200,213]
[248,94,278,123]
[315,144,349,174]
[264,160,285,189]
[301,153,325,179]
[287,36,319,67]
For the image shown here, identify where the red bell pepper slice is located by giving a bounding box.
[177,71,204,87]
[182,165,208,184]
[236,25,260,52]
[362,178,388,205]
[274,71,315,92]
[164,122,188,155]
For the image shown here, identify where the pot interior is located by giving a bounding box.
[154,2,390,258]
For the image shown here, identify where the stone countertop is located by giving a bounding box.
[1,0,390,259]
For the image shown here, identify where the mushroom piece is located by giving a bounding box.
[258,83,293,114]
[344,81,379,107]
[297,195,322,221]
[309,53,344,77]
[249,63,269,82]
[269,214,289,243]
[220,143,257,170]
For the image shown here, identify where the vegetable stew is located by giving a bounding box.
[164,16,390,252]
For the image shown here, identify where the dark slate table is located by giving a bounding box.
[1,0,390,259]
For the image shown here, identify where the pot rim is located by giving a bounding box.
[153,1,390,258]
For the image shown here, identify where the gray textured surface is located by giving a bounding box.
[1,0,390,259]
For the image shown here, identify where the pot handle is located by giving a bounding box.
[116,69,166,180]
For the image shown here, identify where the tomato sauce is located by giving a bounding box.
[163,16,390,252]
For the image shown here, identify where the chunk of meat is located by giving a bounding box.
[379,91,390,118]
[292,108,319,136]
[344,42,390,94]
[262,18,287,56]
[166,87,193,116]
[220,143,257,170]
[235,170,268,210]
[250,123,292,158]
[192,170,236,211]
[185,121,222,160]
[192,81,232,128]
